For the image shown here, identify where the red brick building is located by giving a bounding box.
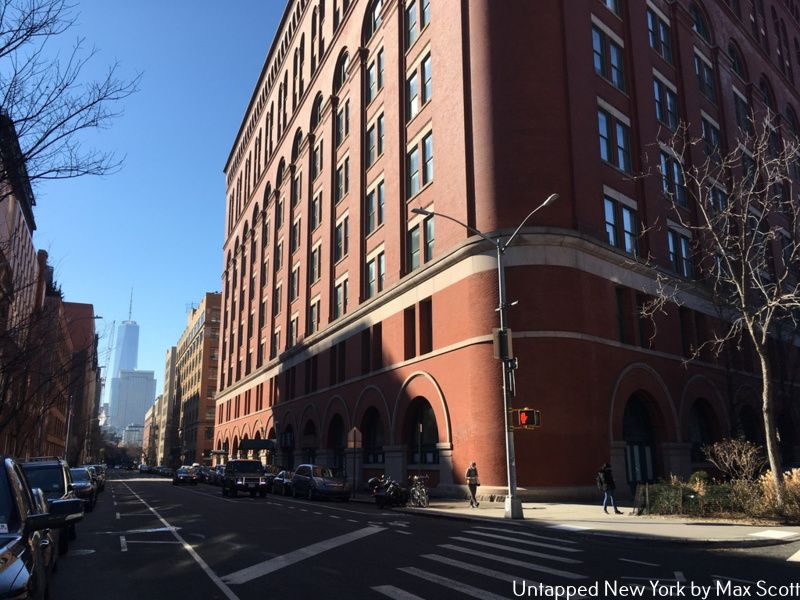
[215,0,800,497]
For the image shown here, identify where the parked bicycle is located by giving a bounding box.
[408,474,429,508]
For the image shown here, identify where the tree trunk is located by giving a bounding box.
[757,348,785,511]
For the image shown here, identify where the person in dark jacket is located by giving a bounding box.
[465,462,479,508]
[598,463,623,514]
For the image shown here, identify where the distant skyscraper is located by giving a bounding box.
[112,320,139,377]
[111,370,156,430]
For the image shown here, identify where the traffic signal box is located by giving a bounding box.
[511,408,541,430]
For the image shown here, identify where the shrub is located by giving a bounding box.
[703,439,767,481]
[760,468,800,519]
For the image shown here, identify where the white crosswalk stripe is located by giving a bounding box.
[449,535,582,564]
[421,553,538,584]
[399,567,509,600]
[464,529,583,552]
[437,543,587,580]
[372,585,427,600]
[472,525,578,544]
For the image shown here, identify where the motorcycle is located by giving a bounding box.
[368,474,408,508]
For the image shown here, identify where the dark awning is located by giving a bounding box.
[239,439,277,451]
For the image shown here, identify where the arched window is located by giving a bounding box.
[363,0,383,44]
[311,9,318,74]
[728,41,747,79]
[406,397,439,465]
[333,50,349,93]
[276,159,286,188]
[760,75,777,112]
[690,2,712,42]
[291,129,304,162]
[310,93,323,131]
[362,407,385,464]
[785,104,799,136]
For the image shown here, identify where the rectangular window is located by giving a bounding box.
[335,158,349,202]
[377,114,384,156]
[276,199,284,229]
[592,26,625,91]
[421,0,430,27]
[424,215,434,262]
[422,132,434,184]
[598,108,632,174]
[367,62,377,104]
[366,188,377,234]
[334,217,349,262]
[292,173,302,206]
[604,195,638,256]
[378,252,385,291]
[308,299,320,334]
[701,117,721,160]
[310,245,322,283]
[734,94,751,134]
[603,0,620,15]
[311,141,323,180]
[336,100,349,146]
[406,0,418,47]
[421,54,432,102]
[407,146,420,198]
[659,151,687,206]
[275,240,283,271]
[273,284,282,316]
[407,73,419,121]
[694,55,717,103]
[311,191,322,230]
[290,266,300,301]
[668,230,693,277]
[366,259,377,298]
[646,9,672,63]
[408,225,420,271]
[334,279,349,318]
[290,219,301,253]
[367,124,377,166]
[289,316,298,346]
[377,49,384,90]
[653,77,678,130]
[271,330,281,358]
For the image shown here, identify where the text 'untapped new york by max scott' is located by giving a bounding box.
[511,579,800,599]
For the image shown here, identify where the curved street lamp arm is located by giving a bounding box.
[410,208,498,247]
[503,193,559,251]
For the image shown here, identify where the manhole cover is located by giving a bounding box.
[70,549,96,556]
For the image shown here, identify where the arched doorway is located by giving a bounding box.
[232,436,240,459]
[405,397,439,467]
[281,425,295,469]
[302,420,317,463]
[688,399,719,463]
[623,394,656,486]
[361,407,384,465]
[327,414,345,469]
[738,405,763,444]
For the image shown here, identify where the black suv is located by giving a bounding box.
[20,457,78,554]
[0,456,83,599]
[221,460,268,497]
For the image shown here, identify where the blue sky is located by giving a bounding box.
[33,1,282,401]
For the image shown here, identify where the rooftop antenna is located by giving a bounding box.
[128,288,133,321]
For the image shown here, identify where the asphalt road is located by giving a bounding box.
[49,472,800,600]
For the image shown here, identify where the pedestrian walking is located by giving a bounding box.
[597,463,623,514]
[465,461,480,508]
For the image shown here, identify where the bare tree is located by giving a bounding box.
[0,0,139,193]
[643,115,800,511]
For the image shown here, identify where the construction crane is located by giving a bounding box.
[98,320,115,425]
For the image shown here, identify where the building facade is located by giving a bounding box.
[174,293,221,465]
[156,347,178,466]
[112,370,156,430]
[215,0,800,497]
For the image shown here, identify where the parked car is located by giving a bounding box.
[20,457,78,555]
[221,460,268,497]
[69,467,97,511]
[211,465,225,485]
[172,467,198,486]
[263,465,281,490]
[0,456,83,599]
[291,464,351,500]
[30,488,57,582]
[82,464,105,492]
[271,470,293,496]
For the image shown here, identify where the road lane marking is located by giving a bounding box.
[399,567,507,600]
[330,515,341,519]
[449,536,582,564]
[473,525,578,544]
[347,519,358,523]
[422,553,538,584]
[96,527,179,535]
[221,526,386,585]
[619,558,659,567]
[548,524,591,532]
[372,585,426,600]
[126,541,183,545]
[115,512,120,520]
[438,543,587,580]
[464,530,582,553]
[396,531,412,535]
[789,549,800,562]
[120,536,127,552]
[748,529,800,540]
[122,484,240,600]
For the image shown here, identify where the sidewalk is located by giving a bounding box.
[355,495,800,547]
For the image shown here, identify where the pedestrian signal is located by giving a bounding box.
[511,408,541,429]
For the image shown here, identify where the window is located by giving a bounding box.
[366,258,377,298]
[421,0,430,28]
[407,146,420,197]
[709,186,728,214]
[660,151,687,206]
[406,0,418,47]
[290,266,300,301]
[308,299,320,334]
[366,181,384,234]
[289,316,299,346]
[367,124,377,166]
[728,42,745,78]
[311,191,322,230]
[377,114,384,156]
[336,100,350,146]
[690,3,711,42]
[422,133,433,184]
[407,72,419,121]
[273,284,282,316]
[598,108,632,174]
[592,26,625,91]
[378,49,385,90]
[647,8,672,63]
[310,245,322,283]
[734,94,752,135]
[424,215,434,261]
[334,217,349,262]
[334,279,348,318]
[290,219,301,253]
[668,230,693,277]
[276,198,284,229]
[271,330,281,358]
[653,77,678,129]
[311,140,323,180]
[603,195,638,255]
[701,117,721,160]
[335,158,350,202]
[367,62,377,104]
[275,240,284,271]
[602,0,621,15]
[378,252,385,290]
[408,225,420,271]
[292,173,302,206]
[421,54,432,102]
[694,54,717,102]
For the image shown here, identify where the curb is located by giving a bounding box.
[388,505,800,549]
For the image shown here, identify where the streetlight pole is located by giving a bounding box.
[412,193,558,519]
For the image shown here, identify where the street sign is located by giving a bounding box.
[492,328,514,360]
